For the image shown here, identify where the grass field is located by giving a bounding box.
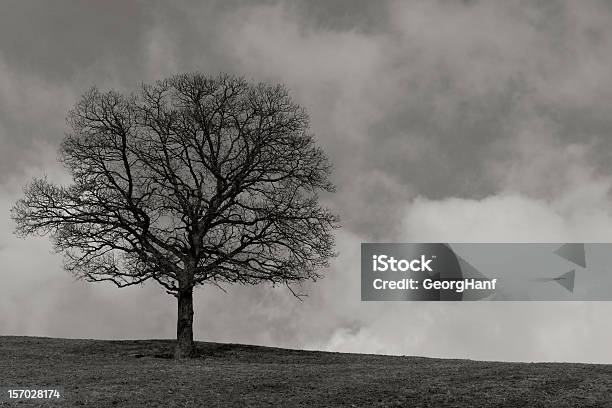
[1,336,612,407]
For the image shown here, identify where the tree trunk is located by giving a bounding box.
[174,287,195,359]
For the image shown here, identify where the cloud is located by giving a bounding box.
[305,155,612,363]
[391,187,612,362]
[3,0,612,363]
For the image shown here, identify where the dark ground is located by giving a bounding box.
[1,336,611,407]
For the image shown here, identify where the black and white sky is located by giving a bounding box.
[2,0,612,362]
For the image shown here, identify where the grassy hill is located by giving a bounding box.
[1,336,611,407]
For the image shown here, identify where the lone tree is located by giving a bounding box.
[12,73,338,358]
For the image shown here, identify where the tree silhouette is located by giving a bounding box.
[12,73,338,358]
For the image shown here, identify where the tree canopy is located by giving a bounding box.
[12,73,339,357]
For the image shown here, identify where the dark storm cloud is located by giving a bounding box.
[0,0,150,81]
[4,1,612,362]
[0,1,150,184]
[284,0,390,32]
[3,0,612,200]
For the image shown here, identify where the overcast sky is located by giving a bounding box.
[3,0,612,363]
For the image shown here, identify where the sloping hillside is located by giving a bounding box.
[1,336,611,407]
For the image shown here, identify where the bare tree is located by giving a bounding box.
[12,73,338,358]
